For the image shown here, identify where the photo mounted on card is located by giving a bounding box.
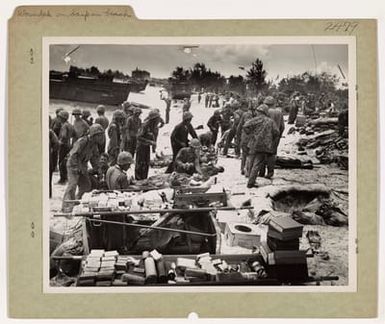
[8,6,378,318]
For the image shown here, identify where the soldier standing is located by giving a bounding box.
[107,110,125,165]
[57,110,74,184]
[135,110,160,180]
[62,124,105,211]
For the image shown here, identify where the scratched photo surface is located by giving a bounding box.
[44,37,356,292]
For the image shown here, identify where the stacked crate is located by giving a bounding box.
[259,216,308,282]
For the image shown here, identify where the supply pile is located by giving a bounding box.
[259,216,309,282]
[77,250,268,286]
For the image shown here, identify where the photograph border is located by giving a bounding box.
[43,36,357,294]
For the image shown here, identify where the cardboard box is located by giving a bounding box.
[225,223,261,249]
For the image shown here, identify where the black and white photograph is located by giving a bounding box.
[44,37,356,291]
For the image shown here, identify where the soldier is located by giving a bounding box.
[149,108,165,149]
[220,105,232,136]
[207,110,222,146]
[57,110,74,184]
[51,107,64,137]
[50,107,64,173]
[49,117,59,198]
[288,93,301,124]
[82,109,93,126]
[182,97,191,112]
[122,107,142,157]
[237,104,255,176]
[244,104,279,188]
[72,108,89,143]
[174,138,202,176]
[205,93,210,108]
[88,153,110,190]
[106,151,135,190]
[163,97,172,124]
[223,102,244,156]
[135,110,160,180]
[168,111,198,173]
[94,105,109,130]
[94,105,109,153]
[263,96,285,179]
[62,124,105,212]
[107,110,125,166]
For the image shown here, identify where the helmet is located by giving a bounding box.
[58,110,69,120]
[256,104,269,115]
[112,110,125,120]
[82,110,91,118]
[264,96,275,106]
[55,107,64,115]
[214,109,221,116]
[121,101,132,109]
[147,109,160,121]
[96,105,105,114]
[89,124,104,136]
[134,107,142,115]
[117,151,133,165]
[189,138,201,148]
[72,108,82,115]
[182,111,193,121]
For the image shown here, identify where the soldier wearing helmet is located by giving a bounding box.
[262,96,285,179]
[237,103,255,176]
[94,105,109,153]
[243,103,279,189]
[51,107,65,137]
[207,110,222,145]
[135,109,160,180]
[162,96,172,124]
[222,101,245,157]
[106,151,135,190]
[72,108,90,143]
[121,101,134,119]
[167,111,198,173]
[94,105,109,130]
[121,107,142,157]
[50,107,65,177]
[182,97,191,112]
[174,138,202,175]
[82,109,93,126]
[144,108,164,151]
[57,110,75,184]
[107,110,125,165]
[62,123,106,212]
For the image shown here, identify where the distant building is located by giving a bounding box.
[132,68,150,80]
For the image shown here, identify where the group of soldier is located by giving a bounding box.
[201,95,285,188]
[49,103,166,211]
[49,88,346,212]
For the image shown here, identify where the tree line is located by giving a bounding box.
[169,59,348,108]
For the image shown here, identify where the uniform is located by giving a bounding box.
[174,147,201,175]
[135,122,156,180]
[122,115,141,157]
[107,122,121,165]
[245,110,279,188]
[223,108,243,156]
[62,136,100,211]
[73,118,90,143]
[106,165,134,190]
[49,129,59,197]
[58,121,74,183]
[207,114,222,145]
[170,122,198,163]
[94,116,109,154]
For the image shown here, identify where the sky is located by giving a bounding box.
[50,43,349,83]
